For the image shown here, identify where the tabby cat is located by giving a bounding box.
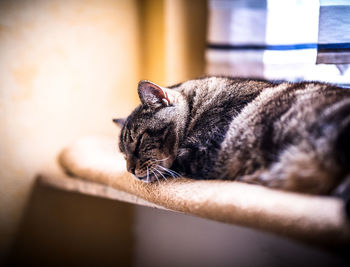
[114,77,350,195]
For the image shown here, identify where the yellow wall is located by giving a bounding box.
[0,0,207,260]
[138,0,207,85]
[138,0,166,84]
[165,0,207,84]
[0,0,140,258]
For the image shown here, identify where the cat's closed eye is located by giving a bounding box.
[134,132,147,152]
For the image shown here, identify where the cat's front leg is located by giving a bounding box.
[237,169,278,187]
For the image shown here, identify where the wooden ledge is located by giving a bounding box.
[58,136,350,246]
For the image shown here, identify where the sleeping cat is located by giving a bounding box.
[114,77,350,195]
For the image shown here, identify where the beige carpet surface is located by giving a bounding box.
[58,136,350,246]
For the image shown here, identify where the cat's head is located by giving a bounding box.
[114,80,186,182]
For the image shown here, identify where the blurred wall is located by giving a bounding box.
[165,0,207,84]
[8,178,135,266]
[0,0,141,259]
[0,0,207,261]
[139,0,207,85]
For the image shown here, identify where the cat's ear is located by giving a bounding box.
[138,80,172,108]
[113,118,126,128]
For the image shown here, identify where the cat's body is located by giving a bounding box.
[116,77,350,195]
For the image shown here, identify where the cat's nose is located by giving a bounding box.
[128,166,135,175]
[126,161,136,174]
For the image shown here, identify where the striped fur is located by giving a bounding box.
[116,77,350,194]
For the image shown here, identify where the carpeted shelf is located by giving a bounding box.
[58,136,350,247]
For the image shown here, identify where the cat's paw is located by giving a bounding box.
[238,170,285,188]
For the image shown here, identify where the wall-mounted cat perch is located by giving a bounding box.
[58,136,350,247]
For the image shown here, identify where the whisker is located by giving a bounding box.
[147,166,149,183]
[153,157,170,162]
[151,170,160,185]
[155,168,168,181]
[165,168,181,177]
[157,165,181,177]
[156,165,175,178]
[168,169,180,178]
